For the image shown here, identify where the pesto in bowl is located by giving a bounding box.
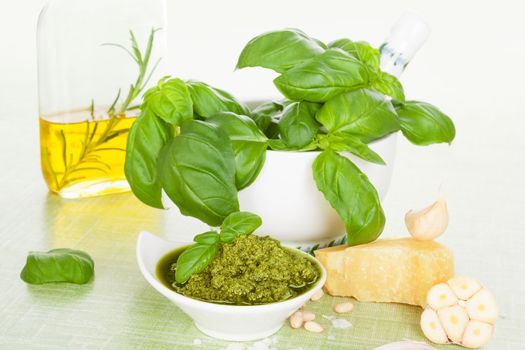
[156,235,321,305]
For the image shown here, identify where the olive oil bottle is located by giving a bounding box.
[37,0,166,198]
[40,111,138,198]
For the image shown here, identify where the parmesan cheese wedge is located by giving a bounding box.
[315,238,454,307]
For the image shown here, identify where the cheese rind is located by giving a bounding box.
[314,238,454,307]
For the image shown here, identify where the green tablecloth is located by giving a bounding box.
[0,192,519,349]
[1,113,523,349]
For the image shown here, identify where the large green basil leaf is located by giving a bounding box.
[221,211,262,235]
[395,101,456,145]
[316,89,400,142]
[371,71,405,101]
[251,100,288,139]
[175,242,218,284]
[236,29,326,73]
[312,150,385,246]
[329,39,380,73]
[20,248,94,285]
[186,80,250,118]
[158,120,239,226]
[125,109,174,209]
[207,113,268,190]
[327,135,386,165]
[142,77,193,125]
[278,101,321,148]
[274,49,370,102]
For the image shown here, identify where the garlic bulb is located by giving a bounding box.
[421,276,498,349]
[405,197,448,240]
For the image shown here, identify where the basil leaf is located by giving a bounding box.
[316,89,400,143]
[186,80,250,118]
[267,139,318,151]
[252,101,286,118]
[158,120,239,226]
[207,113,268,190]
[395,101,456,145]
[313,150,385,246]
[175,243,218,284]
[221,211,262,236]
[194,231,220,245]
[329,39,380,73]
[125,109,174,208]
[251,100,286,136]
[20,248,94,285]
[278,101,321,149]
[237,28,326,73]
[274,49,370,102]
[219,229,238,243]
[328,135,386,165]
[372,71,405,101]
[143,77,193,125]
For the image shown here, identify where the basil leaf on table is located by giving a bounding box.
[328,135,386,165]
[207,113,268,190]
[236,28,326,73]
[278,101,321,149]
[142,77,193,125]
[329,39,380,73]
[313,150,385,246]
[395,101,456,145]
[158,120,239,226]
[20,248,94,285]
[186,80,250,118]
[175,242,218,284]
[221,211,263,236]
[316,88,400,143]
[125,109,174,209]
[273,49,370,102]
[371,71,405,101]
[193,231,220,245]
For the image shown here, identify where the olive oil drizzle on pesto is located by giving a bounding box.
[156,235,321,305]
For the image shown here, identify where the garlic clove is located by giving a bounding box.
[437,305,469,343]
[405,197,448,241]
[447,276,482,300]
[461,320,493,349]
[420,308,448,344]
[427,283,458,310]
[465,289,499,324]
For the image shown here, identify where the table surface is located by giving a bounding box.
[1,106,524,350]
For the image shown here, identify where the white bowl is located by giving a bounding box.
[164,133,397,250]
[136,231,327,341]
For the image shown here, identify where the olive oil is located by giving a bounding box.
[40,110,137,198]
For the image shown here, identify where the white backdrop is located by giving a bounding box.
[1,0,525,253]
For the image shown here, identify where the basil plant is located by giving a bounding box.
[125,28,455,247]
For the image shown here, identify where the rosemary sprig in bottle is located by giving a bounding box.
[54,29,161,190]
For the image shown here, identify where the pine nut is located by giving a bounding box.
[304,321,323,333]
[302,311,316,321]
[310,289,324,301]
[334,302,354,313]
[289,311,304,329]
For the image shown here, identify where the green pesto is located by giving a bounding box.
[156,235,321,305]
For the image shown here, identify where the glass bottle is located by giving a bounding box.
[379,12,431,78]
[37,0,167,198]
